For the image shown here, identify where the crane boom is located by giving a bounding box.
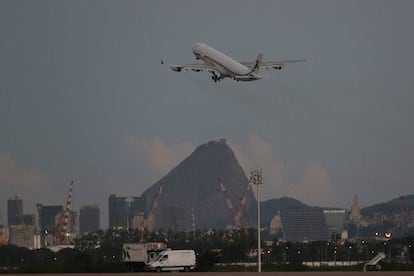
[57,180,73,244]
[218,177,239,229]
[234,181,251,227]
[141,182,164,230]
[218,178,238,218]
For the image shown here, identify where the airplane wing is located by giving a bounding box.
[241,59,307,70]
[161,60,216,73]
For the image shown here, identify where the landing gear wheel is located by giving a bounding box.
[211,72,221,82]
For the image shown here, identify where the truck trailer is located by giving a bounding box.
[122,242,167,271]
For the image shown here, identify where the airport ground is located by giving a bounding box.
[2,273,414,276]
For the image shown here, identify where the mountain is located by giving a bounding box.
[140,138,413,232]
[141,139,256,230]
[361,194,414,217]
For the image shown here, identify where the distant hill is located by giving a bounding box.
[141,139,256,230]
[361,194,414,217]
[247,197,311,226]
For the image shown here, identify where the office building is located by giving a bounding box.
[9,225,36,248]
[108,194,146,229]
[349,195,362,223]
[23,214,36,226]
[269,212,283,236]
[37,204,63,246]
[323,208,347,239]
[7,196,24,226]
[280,208,329,242]
[79,205,100,234]
[0,225,8,245]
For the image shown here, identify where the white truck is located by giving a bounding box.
[146,249,196,272]
[122,242,167,272]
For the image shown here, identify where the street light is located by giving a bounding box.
[284,246,289,263]
[325,242,330,263]
[250,169,263,272]
[361,240,369,261]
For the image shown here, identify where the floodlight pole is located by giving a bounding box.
[250,169,263,272]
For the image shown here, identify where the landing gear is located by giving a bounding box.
[211,72,221,82]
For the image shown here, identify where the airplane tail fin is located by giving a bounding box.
[250,53,263,73]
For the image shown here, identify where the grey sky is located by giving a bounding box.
[1,0,414,228]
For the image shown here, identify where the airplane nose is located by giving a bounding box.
[192,44,202,56]
[192,43,200,53]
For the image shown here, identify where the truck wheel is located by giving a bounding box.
[184,266,190,272]
[156,267,161,273]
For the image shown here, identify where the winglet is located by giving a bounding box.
[255,53,263,69]
[248,53,263,73]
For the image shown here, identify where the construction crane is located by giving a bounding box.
[218,178,252,230]
[218,178,238,229]
[141,182,164,230]
[234,180,251,228]
[57,180,73,244]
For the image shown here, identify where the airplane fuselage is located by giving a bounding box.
[163,42,305,82]
[191,43,261,81]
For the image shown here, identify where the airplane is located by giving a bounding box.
[162,42,306,82]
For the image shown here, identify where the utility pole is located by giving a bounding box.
[250,169,263,272]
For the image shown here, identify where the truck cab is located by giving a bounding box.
[146,249,196,272]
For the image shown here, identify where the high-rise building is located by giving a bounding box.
[279,208,329,242]
[9,225,36,248]
[108,195,128,229]
[0,225,8,245]
[23,214,36,226]
[323,208,347,239]
[108,195,146,229]
[7,196,24,226]
[129,197,146,222]
[269,212,283,236]
[79,205,100,234]
[37,204,63,246]
[350,195,362,224]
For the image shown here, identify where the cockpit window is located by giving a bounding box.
[155,254,168,262]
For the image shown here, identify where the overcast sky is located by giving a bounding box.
[1,0,414,228]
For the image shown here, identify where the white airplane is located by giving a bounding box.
[162,43,306,82]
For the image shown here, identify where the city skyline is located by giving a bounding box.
[1,1,414,228]
[1,189,412,230]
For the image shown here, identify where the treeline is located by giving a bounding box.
[0,245,123,273]
[1,228,413,273]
